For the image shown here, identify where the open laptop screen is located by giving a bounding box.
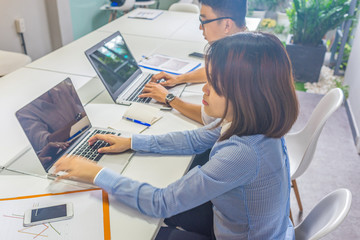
[15,78,91,171]
[85,32,141,101]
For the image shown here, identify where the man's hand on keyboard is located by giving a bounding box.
[139,82,168,103]
[88,134,131,154]
[150,71,182,87]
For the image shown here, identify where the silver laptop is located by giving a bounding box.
[85,31,186,110]
[15,78,133,176]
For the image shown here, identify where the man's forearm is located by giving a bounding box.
[169,97,203,124]
[177,67,206,84]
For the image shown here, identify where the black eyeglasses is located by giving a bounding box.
[199,16,234,26]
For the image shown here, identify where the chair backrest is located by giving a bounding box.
[168,3,200,14]
[0,50,32,76]
[116,0,135,11]
[295,188,352,240]
[285,88,344,179]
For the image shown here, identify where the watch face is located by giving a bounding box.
[166,93,175,100]
[166,93,175,105]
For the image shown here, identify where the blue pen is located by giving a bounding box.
[124,117,151,127]
[67,126,89,141]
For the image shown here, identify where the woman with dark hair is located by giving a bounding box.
[55,32,298,240]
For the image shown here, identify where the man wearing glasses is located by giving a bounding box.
[139,0,247,124]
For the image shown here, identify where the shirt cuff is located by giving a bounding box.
[93,167,105,184]
[94,168,123,191]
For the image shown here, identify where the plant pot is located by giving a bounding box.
[265,10,278,20]
[276,12,289,27]
[249,10,266,19]
[286,39,326,83]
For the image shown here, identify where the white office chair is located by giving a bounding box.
[116,0,135,11]
[294,188,352,240]
[0,50,31,77]
[285,88,344,213]
[168,3,200,14]
[104,0,135,22]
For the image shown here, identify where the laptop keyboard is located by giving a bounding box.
[72,129,121,162]
[126,74,153,103]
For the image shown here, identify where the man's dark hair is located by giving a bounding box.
[199,0,247,28]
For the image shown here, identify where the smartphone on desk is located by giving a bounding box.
[23,202,73,226]
[188,52,205,59]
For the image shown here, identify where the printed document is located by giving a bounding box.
[139,54,201,75]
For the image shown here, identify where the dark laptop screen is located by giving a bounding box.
[86,32,140,98]
[15,78,91,171]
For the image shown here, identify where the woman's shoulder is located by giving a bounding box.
[215,134,282,156]
[213,135,260,162]
[205,135,264,183]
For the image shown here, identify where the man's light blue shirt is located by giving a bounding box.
[95,123,295,239]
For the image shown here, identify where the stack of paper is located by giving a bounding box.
[128,9,164,20]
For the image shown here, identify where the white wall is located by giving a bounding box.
[344,19,360,153]
[0,0,53,60]
[45,0,73,50]
[0,0,72,60]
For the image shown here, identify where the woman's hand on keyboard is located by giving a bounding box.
[54,155,102,183]
[88,134,131,154]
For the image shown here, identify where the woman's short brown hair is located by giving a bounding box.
[205,32,299,140]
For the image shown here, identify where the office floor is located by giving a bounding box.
[290,91,360,239]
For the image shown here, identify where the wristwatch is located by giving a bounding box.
[165,93,176,106]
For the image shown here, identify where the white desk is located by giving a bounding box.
[97,8,194,39]
[168,15,205,42]
[169,16,261,42]
[152,38,207,61]
[1,99,198,239]
[0,8,210,240]
[26,31,111,77]
[26,31,166,77]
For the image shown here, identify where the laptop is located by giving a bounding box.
[15,78,133,177]
[85,31,186,110]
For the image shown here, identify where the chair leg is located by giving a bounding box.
[289,208,294,225]
[292,179,303,212]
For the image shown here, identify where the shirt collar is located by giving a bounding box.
[220,121,232,135]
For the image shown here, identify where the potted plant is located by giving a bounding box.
[286,0,351,82]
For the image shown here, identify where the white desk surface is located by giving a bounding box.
[122,34,167,60]
[168,16,261,42]
[26,31,112,77]
[1,99,198,240]
[97,8,195,39]
[0,8,211,240]
[168,15,205,42]
[26,31,166,78]
[152,38,207,62]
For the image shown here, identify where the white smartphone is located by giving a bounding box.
[23,202,74,227]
